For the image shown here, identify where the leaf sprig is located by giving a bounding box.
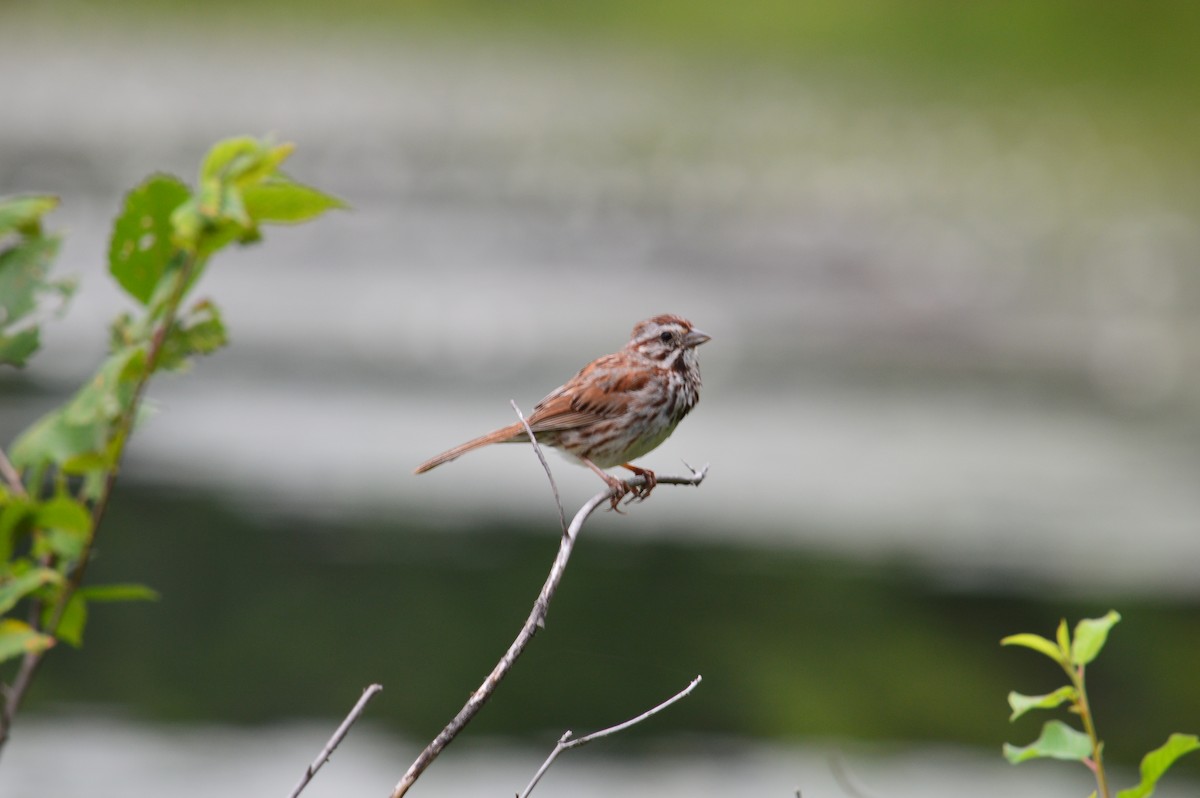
[1003,611,1199,798]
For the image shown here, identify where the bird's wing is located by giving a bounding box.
[525,357,650,432]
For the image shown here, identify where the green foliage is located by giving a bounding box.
[0,137,340,739]
[1003,611,1198,798]
[1004,719,1093,764]
[1118,734,1200,798]
[0,195,74,367]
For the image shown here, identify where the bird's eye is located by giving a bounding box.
[660,331,673,343]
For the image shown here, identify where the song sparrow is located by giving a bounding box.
[414,314,710,507]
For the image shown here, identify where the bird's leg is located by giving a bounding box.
[581,457,631,511]
[620,463,657,502]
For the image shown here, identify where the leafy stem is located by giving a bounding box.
[61,248,197,624]
[0,136,343,756]
[1003,611,1198,798]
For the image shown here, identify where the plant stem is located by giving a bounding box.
[1067,662,1110,798]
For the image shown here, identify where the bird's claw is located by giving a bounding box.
[621,464,657,504]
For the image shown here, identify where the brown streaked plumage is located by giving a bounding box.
[414,315,710,506]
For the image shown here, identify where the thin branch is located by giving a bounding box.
[387,467,708,798]
[510,400,566,536]
[0,449,27,498]
[829,752,882,798]
[519,675,703,798]
[288,684,383,798]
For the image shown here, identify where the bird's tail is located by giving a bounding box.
[413,422,527,474]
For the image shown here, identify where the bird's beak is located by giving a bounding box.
[684,329,711,348]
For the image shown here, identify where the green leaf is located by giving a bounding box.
[200,137,265,183]
[0,618,55,664]
[1072,611,1121,666]
[32,495,92,561]
[1001,632,1064,663]
[0,195,69,369]
[108,174,191,305]
[1056,618,1071,655]
[65,346,147,426]
[1008,686,1078,722]
[0,233,61,328]
[51,591,87,647]
[158,299,227,372]
[79,583,159,603]
[200,137,293,187]
[10,346,147,469]
[9,408,109,471]
[0,567,61,616]
[1004,719,1094,764]
[0,195,58,235]
[242,179,346,224]
[1117,733,1200,798]
[0,327,40,367]
[0,497,35,562]
[35,495,91,534]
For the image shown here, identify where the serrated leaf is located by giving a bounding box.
[0,567,61,616]
[1072,611,1121,666]
[0,327,40,367]
[0,194,58,235]
[1004,720,1094,764]
[1001,632,1064,663]
[108,175,191,305]
[242,179,346,224]
[1008,686,1078,722]
[80,583,159,603]
[1116,733,1200,798]
[0,618,55,664]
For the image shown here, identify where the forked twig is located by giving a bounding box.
[518,675,703,798]
[288,684,383,798]
[388,456,708,798]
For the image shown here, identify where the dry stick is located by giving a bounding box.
[518,674,703,798]
[388,463,708,798]
[287,684,383,798]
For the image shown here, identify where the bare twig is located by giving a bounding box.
[518,675,703,798]
[287,684,382,798]
[387,466,708,798]
[510,400,566,535]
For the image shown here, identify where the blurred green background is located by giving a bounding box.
[3,2,1200,796]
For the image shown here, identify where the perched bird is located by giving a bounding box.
[414,314,710,506]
